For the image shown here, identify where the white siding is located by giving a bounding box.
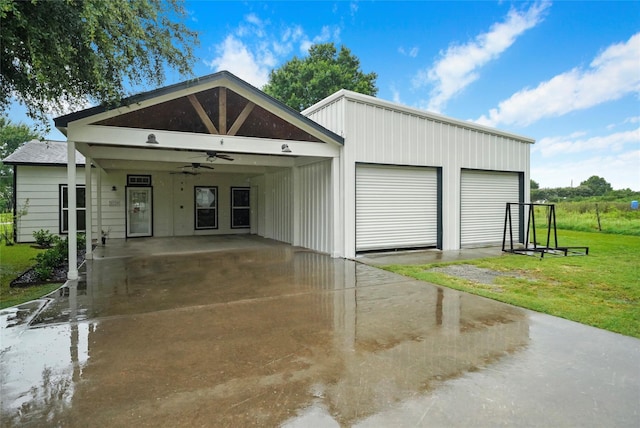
[306,92,532,255]
[14,165,98,242]
[297,160,332,254]
[356,165,438,251]
[460,170,521,247]
[263,169,292,244]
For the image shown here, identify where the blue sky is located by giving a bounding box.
[9,1,640,190]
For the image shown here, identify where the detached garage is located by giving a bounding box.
[304,89,533,258]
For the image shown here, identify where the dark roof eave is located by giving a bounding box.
[54,71,344,146]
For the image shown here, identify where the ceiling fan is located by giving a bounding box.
[170,162,215,175]
[192,151,234,162]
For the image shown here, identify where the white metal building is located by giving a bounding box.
[5,71,533,277]
[305,90,532,257]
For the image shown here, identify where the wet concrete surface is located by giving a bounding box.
[1,239,639,427]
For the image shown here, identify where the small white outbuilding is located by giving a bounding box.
[5,71,533,275]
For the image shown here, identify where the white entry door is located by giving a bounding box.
[127,187,153,237]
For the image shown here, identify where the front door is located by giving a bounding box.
[127,187,153,237]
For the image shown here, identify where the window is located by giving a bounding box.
[60,185,86,233]
[195,186,217,229]
[231,187,250,228]
[127,174,152,186]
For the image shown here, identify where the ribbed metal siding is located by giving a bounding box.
[299,160,332,254]
[356,165,438,251]
[460,170,520,247]
[267,169,292,243]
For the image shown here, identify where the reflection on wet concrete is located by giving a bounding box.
[1,241,639,427]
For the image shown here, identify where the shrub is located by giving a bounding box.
[34,265,53,281]
[33,229,55,248]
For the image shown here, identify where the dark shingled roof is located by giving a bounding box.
[2,140,85,166]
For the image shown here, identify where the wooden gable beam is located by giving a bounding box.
[228,102,255,136]
[187,94,218,134]
[219,87,227,135]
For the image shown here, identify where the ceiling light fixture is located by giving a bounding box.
[281,143,291,153]
[146,134,159,144]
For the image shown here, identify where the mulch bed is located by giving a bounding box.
[9,250,86,288]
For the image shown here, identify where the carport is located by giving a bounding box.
[54,71,344,279]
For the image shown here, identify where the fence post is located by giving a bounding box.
[595,203,602,231]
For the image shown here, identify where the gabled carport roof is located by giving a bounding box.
[54,71,344,146]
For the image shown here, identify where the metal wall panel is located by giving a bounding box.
[460,170,521,247]
[298,160,332,254]
[356,164,438,251]
[264,169,292,243]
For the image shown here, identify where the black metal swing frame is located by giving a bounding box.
[502,203,589,258]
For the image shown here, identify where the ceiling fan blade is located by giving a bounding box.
[200,165,215,170]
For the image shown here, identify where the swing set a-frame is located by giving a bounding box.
[502,203,589,258]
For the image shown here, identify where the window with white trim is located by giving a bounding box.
[60,185,86,233]
[195,186,217,229]
[231,187,250,228]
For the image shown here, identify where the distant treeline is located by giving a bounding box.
[531,187,640,203]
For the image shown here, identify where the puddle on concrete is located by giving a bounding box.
[1,246,638,427]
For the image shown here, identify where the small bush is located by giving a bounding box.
[33,229,55,248]
[34,265,53,281]
[34,248,65,270]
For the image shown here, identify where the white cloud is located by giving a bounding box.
[299,25,339,54]
[204,14,342,87]
[415,1,549,113]
[399,46,419,58]
[476,32,640,127]
[204,35,271,87]
[532,150,640,190]
[534,128,640,157]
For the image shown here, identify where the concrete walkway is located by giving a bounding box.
[1,238,639,427]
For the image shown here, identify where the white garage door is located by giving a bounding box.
[356,164,438,252]
[461,170,521,247]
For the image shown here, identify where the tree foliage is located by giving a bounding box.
[580,175,613,196]
[0,0,198,125]
[263,43,378,111]
[530,179,539,190]
[0,117,41,211]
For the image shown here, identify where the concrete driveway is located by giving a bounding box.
[1,237,639,427]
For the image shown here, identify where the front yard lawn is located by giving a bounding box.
[0,243,62,309]
[385,230,640,338]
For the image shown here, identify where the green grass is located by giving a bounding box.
[0,243,62,309]
[385,230,640,338]
[546,202,640,235]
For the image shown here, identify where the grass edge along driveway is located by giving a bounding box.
[384,230,640,339]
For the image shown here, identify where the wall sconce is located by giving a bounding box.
[281,143,291,153]
[112,186,117,191]
[146,133,159,144]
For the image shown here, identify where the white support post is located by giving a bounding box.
[84,157,93,259]
[96,168,102,246]
[67,141,78,280]
[292,166,301,246]
[331,157,343,258]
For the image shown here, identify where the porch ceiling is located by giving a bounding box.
[79,143,325,175]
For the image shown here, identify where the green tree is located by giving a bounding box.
[580,176,613,196]
[0,118,41,211]
[263,43,378,111]
[530,179,539,190]
[1,0,198,126]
